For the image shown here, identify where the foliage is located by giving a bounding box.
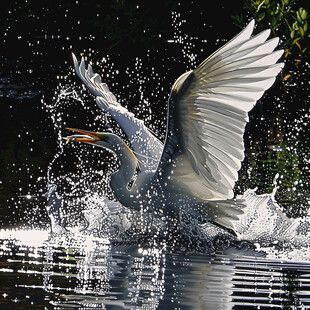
[232,0,309,60]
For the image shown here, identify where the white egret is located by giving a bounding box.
[68,20,284,232]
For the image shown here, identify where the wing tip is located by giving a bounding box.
[72,53,79,71]
[242,19,256,38]
[248,19,255,30]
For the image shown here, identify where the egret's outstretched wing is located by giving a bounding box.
[159,20,283,200]
[72,54,163,172]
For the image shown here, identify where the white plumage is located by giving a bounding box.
[72,53,163,174]
[156,20,283,201]
[70,20,284,230]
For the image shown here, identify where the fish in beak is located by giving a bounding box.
[65,128,109,144]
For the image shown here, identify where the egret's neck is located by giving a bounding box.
[109,140,138,206]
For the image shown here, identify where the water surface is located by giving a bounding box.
[1,229,310,309]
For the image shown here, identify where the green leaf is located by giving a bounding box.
[271,16,277,28]
[257,11,266,21]
[256,0,266,12]
[300,8,307,20]
[296,11,302,23]
[292,37,301,45]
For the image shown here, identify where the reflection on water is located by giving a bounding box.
[1,229,310,309]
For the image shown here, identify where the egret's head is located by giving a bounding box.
[65,127,140,169]
[65,128,112,148]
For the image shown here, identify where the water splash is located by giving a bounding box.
[39,10,310,257]
[234,189,310,248]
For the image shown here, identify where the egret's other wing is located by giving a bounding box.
[72,53,119,106]
[72,54,163,172]
[159,20,283,200]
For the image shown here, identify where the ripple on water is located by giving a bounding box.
[0,229,310,309]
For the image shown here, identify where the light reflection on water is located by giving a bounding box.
[1,229,310,309]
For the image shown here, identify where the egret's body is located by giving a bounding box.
[69,21,284,232]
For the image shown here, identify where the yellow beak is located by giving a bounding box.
[66,128,101,144]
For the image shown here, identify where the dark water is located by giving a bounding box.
[1,229,310,310]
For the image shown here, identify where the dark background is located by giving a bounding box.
[0,0,309,228]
